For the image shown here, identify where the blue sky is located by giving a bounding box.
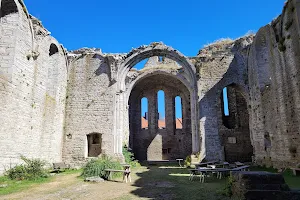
[25,0,285,56]
[24,0,285,119]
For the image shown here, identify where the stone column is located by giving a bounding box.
[191,90,200,153]
[129,97,141,150]
[165,92,175,133]
[148,92,158,133]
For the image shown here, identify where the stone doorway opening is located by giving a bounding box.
[87,133,102,158]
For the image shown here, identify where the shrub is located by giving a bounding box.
[6,156,49,180]
[123,147,140,168]
[218,174,234,197]
[184,155,191,167]
[81,155,122,179]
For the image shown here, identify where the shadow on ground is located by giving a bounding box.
[129,163,230,200]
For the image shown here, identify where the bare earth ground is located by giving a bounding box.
[0,166,228,200]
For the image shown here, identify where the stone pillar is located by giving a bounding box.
[191,90,200,153]
[165,92,175,133]
[148,92,158,133]
[129,97,140,150]
[114,92,126,161]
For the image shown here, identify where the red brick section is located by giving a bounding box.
[141,117,182,129]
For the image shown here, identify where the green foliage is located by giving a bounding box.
[123,147,140,168]
[0,175,51,195]
[6,156,49,181]
[218,174,234,197]
[184,155,191,167]
[81,155,122,179]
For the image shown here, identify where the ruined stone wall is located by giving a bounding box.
[217,85,253,162]
[0,0,68,174]
[248,0,300,168]
[63,52,120,167]
[191,36,254,162]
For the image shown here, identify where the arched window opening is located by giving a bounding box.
[157,90,165,129]
[1,0,18,18]
[133,58,149,70]
[221,87,236,129]
[159,56,164,62]
[49,43,59,56]
[223,87,230,116]
[87,133,102,157]
[141,97,148,129]
[175,96,183,129]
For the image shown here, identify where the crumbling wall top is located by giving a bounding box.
[196,35,254,61]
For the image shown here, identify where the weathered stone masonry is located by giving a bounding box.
[0,0,67,173]
[0,0,300,173]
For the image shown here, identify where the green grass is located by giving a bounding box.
[0,169,82,195]
[0,176,51,195]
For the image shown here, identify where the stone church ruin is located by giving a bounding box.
[1,0,300,174]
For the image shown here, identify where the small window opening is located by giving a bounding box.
[87,133,102,157]
[175,96,183,129]
[223,87,229,116]
[49,43,59,56]
[221,86,236,129]
[141,97,148,129]
[159,56,163,62]
[157,90,165,129]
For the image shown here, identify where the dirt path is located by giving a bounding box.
[1,168,150,200]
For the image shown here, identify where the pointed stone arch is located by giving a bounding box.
[114,43,199,157]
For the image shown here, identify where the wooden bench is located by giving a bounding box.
[104,168,131,183]
[52,162,70,173]
[291,168,300,176]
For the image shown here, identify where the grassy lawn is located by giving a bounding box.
[0,164,299,200]
[0,176,51,195]
[0,169,82,195]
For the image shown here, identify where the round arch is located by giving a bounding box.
[113,43,199,157]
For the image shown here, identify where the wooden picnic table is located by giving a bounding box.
[104,166,131,183]
[235,162,244,167]
[207,162,230,169]
[194,161,218,168]
[188,165,250,183]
